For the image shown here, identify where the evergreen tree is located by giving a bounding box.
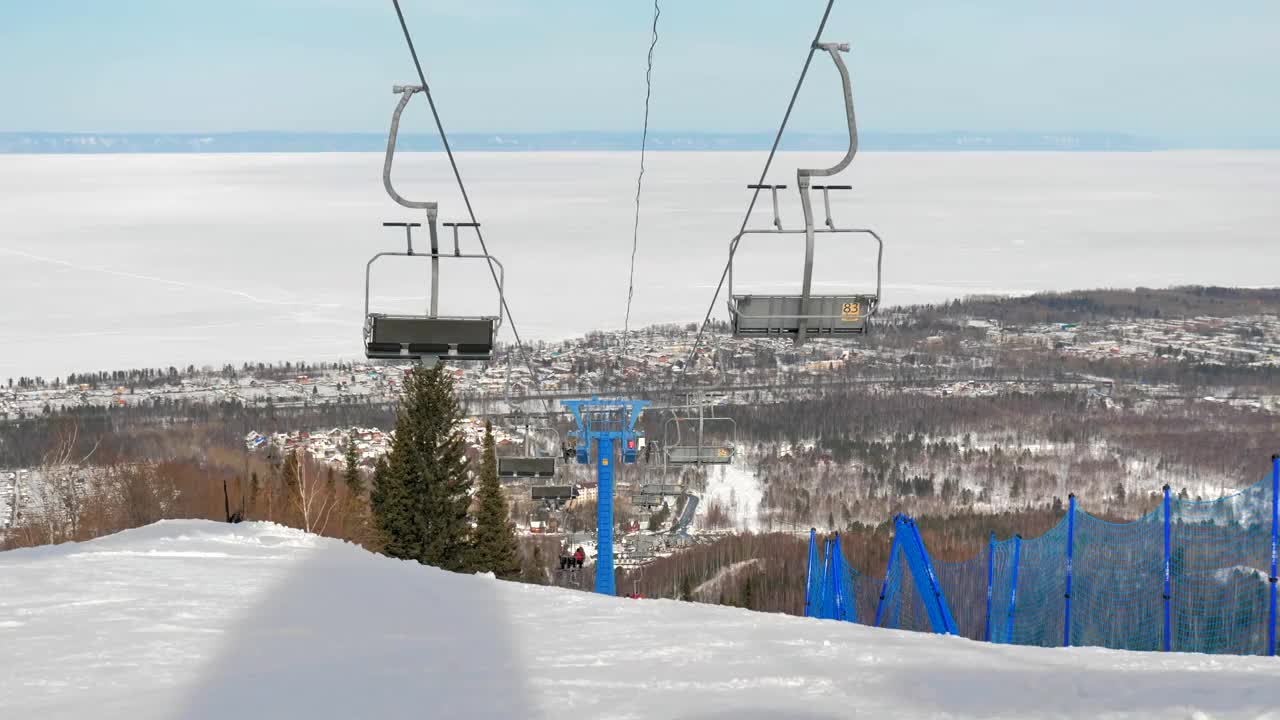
[469,421,520,578]
[519,544,548,586]
[679,574,694,602]
[739,573,756,610]
[248,471,260,516]
[344,442,365,496]
[370,364,473,570]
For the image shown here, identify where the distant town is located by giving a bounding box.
[4,293,1279,533]
[3,312,1278,421]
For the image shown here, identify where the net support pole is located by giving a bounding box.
[1004,534,1021,644]
[832,532,848,622]
[984,531,996,642]
[1269,454,1279,657]
[875,517,902,627]
[804,528,818,618]
[1064,493,1075,648]
[1163,484,1172,652]
[821,537,834,619]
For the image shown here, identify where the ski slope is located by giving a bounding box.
[699,460,763,532]
[3,521,1279,719]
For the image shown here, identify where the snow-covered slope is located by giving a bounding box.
[3,521,1279,719]
[699,461,763,532]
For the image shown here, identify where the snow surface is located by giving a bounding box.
[698,460,764,532]
[3,521,1280,720]
[3,151,1279,379]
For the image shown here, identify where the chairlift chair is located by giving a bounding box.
[727,43,883,345]
[497,419,561,479]
[663,413,736,466]
[364,85,504,362]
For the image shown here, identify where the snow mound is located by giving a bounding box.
[3,520,1279,719]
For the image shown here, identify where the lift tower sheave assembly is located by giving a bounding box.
[563,397,650,596]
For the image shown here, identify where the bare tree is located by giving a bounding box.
[282,451,336,535]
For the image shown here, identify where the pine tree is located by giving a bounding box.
[469,421,520,578]
[344,442,365,496]
[248,471,260,516]
[370,363,473,571]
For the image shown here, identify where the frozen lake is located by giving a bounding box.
[1,151,1277,380]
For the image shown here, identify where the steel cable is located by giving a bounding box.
[390,0,551,413]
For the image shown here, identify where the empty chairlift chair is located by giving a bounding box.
[364,221,503,361]
[365,84,504,362]
[496,419,561,479]
[497,456,557,479]
[663,413,736,466]
[727,43,883,345]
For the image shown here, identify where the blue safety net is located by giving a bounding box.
[986,536,1018,644]
[803,465,1278,657]
[934,551,992,641]
[807,534,860,623]
[874,538,932,633]
[1071,508,1163,651]
[1169,478,1273,655]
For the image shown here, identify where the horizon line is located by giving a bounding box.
[3,129,1278,154]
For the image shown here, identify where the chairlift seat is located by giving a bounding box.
[364,313,495,361]
[639,483,685,496]
[498,456,557,479]
[630,494,665,508]
[666,445,735,465]
[531,485,576,501]
[730,294,876,337]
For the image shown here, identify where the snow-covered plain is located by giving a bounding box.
[2,151,1279,379]
[3,521,1280,719]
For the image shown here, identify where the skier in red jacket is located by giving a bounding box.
[573,546,586,569]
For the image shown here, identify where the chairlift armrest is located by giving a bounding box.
[746,184,788,190]
[382,222,422,227]
[811,185,852,190]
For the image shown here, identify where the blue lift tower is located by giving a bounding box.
[563,397,650,595]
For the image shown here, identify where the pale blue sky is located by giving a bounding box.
[2,1,1277,143]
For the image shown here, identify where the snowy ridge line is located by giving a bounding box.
[811,465,1280,656]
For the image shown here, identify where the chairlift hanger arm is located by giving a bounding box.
[795,42,857,343]
[383,86,437,215]
[796,43,858,186]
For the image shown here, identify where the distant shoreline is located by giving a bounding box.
[0,130,1221,155]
